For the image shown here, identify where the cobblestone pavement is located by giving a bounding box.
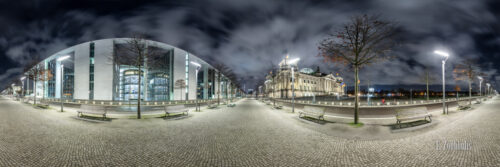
[0,96,499,166]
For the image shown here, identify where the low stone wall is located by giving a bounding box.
[274,97,484,117]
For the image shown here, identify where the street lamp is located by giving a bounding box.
[478,76,483,97]
[486,83,491,96]
[191,61,201,111]
[434,50,449,114]
[288,58,300,113]
[57,55,70,112]
[20,76,26,100]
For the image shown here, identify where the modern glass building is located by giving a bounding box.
[25,38,239,102]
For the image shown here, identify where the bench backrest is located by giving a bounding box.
[80,105,106,111]
[165,105,186,111]
[396,107,428,117]
[458,101,470,105]
[304,106,325,114]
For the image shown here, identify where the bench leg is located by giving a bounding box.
[428,116,432,122]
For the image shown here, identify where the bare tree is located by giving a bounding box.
[213,63,232,105]
[226,71,240,102]
[175,79,186,100]
[318,14,398,124]
[24,53,44,105]
[113,35,165,119]
[453,59,479,105]
[420,67,436,101]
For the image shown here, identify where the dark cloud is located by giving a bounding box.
[1,0,499,91]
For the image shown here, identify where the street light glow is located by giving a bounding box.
[288,58,300,64]
[434,50,449,57]
[57,55,71,61]
[190,61,201,67]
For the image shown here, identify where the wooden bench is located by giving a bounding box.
[23,98,32,104]
[273,102,283,109]
[299,106,325,121]
[475,99,482,104]
[457,101,471,110]
[227,103,236,107]
[395,107,432,127]
[164,105,189,117]
[37,101,50,109]
[207,102,218,109]
[77,105,107,119]
[265,101,271,105]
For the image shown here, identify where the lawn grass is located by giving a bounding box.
[348,122,364,128]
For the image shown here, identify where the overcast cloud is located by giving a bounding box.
[0,0,499,90]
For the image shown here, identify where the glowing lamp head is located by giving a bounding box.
[190,61,201,71]
[288,58,300,64]
[434,50,449,57]
[57,55,70,62]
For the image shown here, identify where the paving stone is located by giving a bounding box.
[0,97,499,166]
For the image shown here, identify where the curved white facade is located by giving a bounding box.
[28,38,237,101]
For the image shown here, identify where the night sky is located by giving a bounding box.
[1,0,499,91]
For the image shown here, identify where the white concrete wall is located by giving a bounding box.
[188,63,196,100]
[73,42,90,100]
[93,39,114,100]
[31,38,223,101]
[173,49,187,100]
[214,73,220,100]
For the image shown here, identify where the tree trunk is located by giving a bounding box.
[468,79,472,105]
[137,67,142,119]
[354,66,360,124]
[426,72,429,101]
[33,77,37,105]
[217,73,220,105]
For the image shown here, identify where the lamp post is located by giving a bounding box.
[288,58,300,113]
[20,76,26,100]
[434,50,449,114]
[191,61,201,111]
[478,76,483,97]
[57,55,70,112]
[486,83,490,96]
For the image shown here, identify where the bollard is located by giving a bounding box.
[340,102,343,106]
[377,102,380,106]
[405,101,409,105]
